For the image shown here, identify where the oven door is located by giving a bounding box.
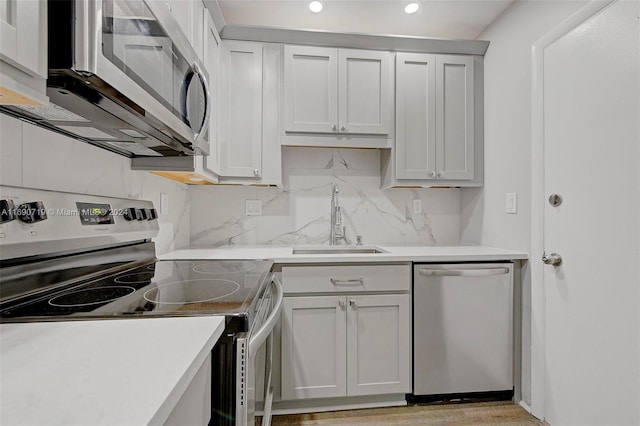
[71,0,211,153]
[236,275,283,426]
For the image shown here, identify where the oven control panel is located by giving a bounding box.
[0,185,159,261]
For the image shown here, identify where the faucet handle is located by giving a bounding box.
[335,206,342,225]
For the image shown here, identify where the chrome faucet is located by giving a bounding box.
[330,184,349,245]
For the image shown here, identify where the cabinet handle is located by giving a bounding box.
[253,169,260,177]
[418,267,510,277]
[436,172,442,178]
[338,300,346,309]
[340,126,347,132]
[349,299,357,309]
[429,171,436,178]
[332,125,337,132]
[330,278,364,286]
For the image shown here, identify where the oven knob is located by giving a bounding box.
[148,208,158,220]
[16,201,47,223]
[136,208,148,220]
[123,208,136,221]
[0,199,16,223]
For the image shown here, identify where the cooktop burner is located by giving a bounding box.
[49,286,136,307]
[143,279,240,304]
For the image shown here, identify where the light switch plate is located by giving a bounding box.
[413,199,422,214]
[506,192,517,214]
[246,199,262,216]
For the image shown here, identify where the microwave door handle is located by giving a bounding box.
[179,62,212,148]
[248,276,283,359]
[191,61,212,146]
[180,67,195,128]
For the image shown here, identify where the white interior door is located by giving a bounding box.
[542,1,640,424]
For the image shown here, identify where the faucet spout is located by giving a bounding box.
[330,184,348,245]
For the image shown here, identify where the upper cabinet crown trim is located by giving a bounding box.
[220,25,489,56]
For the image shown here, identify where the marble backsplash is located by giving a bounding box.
[190,147,461,247]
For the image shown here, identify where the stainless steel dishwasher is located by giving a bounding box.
[411,263,514,402]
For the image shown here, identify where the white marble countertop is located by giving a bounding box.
[0,316,225,426]
[159,244,528,263]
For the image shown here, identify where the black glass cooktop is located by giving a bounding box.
[0,260,274,331]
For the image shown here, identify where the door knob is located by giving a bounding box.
[542,252,562,266]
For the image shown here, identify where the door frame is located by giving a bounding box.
[529,0,616,419]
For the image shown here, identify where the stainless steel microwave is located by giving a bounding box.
[0,0,211,158]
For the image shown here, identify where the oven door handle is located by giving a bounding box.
[248,276,283,359]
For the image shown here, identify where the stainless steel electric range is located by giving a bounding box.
[0,185,281,426]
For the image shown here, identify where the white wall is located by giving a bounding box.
[460,0,588,406]
[190,147,461,246]
[0,114,190,254]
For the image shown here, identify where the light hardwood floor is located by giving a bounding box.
[271,401,546,425]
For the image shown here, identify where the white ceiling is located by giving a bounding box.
[217,0,515,40]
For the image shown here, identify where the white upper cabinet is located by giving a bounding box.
[219,40,263,178]
[395,53,437,180]
[394,53,477,184]
[0,0,47,105]
[283,46,337,133]
[202,8,221,177]
[284,46,392,136]
[436,55,474,180]
[338,49,391,135]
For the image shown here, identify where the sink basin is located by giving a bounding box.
[292,246,387,255]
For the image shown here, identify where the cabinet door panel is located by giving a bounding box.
[395,53,437,179]
[281,296,347,400]
[347,294,411,396]
[283,45,337,133]
[202,11,220,176]
[339,49,391,135]
[220,41,262,177]
[436,55,474,180]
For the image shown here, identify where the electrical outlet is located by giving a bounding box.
[506,192,517,214]
[413,199,422,214]
[245,199,262,216]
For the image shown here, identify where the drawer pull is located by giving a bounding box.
[330,278,364,286]
[418,267,510,277]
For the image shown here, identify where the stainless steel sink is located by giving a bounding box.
[292,246,386,255]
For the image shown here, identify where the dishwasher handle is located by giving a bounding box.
[418,267,510,277]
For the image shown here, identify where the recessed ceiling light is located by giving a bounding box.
[404,2,420,14]
[309,1,323,13]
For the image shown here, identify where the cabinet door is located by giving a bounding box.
[283,45,338,133]
[338,49,391,135]
[281,296,347,400]
[219,40,262,178]
[346,294,411,396]
[0,0,45,78]
[191,0,205,61]
[436,55,474,180]
[395,53,437,179]
[202,10,220,176]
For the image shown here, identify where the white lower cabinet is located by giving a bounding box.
[280,266,411,402]
[347,294,411,396]
[281,296,347,400]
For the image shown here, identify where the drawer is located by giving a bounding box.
[281,264,411,293]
